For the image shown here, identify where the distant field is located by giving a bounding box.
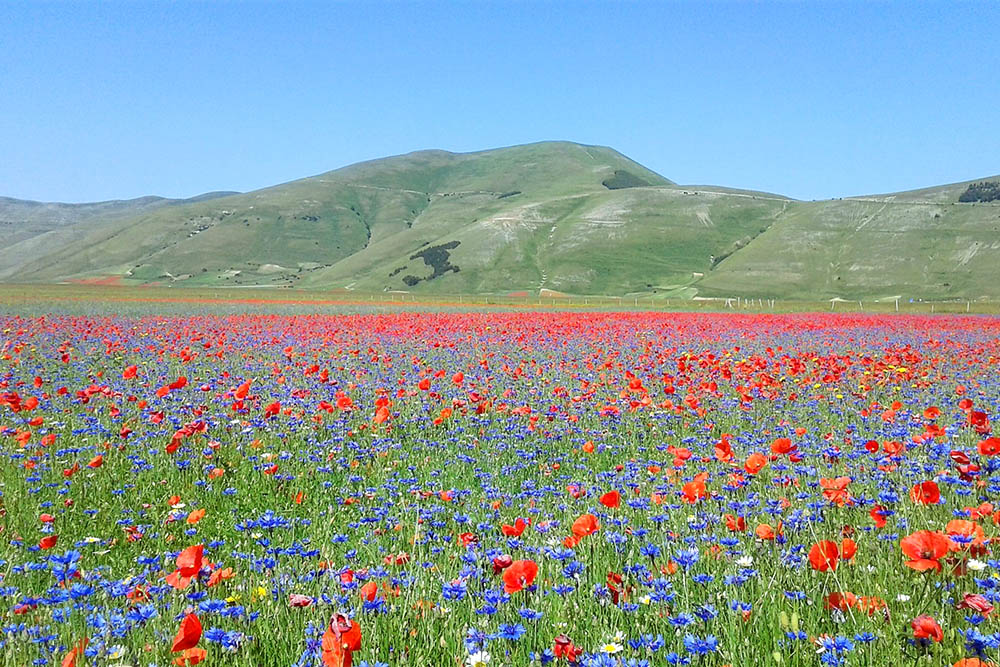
[1,283,998,315]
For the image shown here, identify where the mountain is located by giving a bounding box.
[1,141,997,299]
[0,191,237,281]
[695,179,1000,300]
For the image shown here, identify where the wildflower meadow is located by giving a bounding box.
[2,309,999,667]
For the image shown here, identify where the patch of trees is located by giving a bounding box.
[401,240,461,286]
[602,170,651,190]
[959,181,1000,203]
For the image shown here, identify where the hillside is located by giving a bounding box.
[0,191,237,282]
[697,179,1000,300]
[1,142,997,299]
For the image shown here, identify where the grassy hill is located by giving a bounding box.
[0,191,236,282]
[2,142,997,299]
[697,179,1000,300]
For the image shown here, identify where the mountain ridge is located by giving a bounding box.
[1,141,997,299]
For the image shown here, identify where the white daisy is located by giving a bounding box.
[466,650,490,667]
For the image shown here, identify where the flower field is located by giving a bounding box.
[2,310,1000,667]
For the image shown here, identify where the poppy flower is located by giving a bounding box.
[39,535,58,549]
[840,538,857,562]
[60,637,88,667]
[824,591,857,612]
[502,559,538,594]
[952,659,995,667]
[492,554,513,574]
[808,540,839,572]
[900,530,950,572]
[945,519,985,550]
[744,452,767,475]
[820,477,852,506]
[910,480,940,505]
[771,437,795,455]
[166,544,204,590]
[171,613,202,652]
[205,566,233,588]
[321,613,361,667]
[173,648,207,666]
[553,634,577,662]
[755,523,776,540]
[599,490,621,508]
[978,437,1000,457]
[911,615,943,643]
[501,518,528,537]
[956,593,994,616]
[723,514,746,532]
[186,508,205,525]
[571,514,600,537]
[870,505,889,528]
[969,410,991,435]
[359,581,378,602]
[681,479,706,503]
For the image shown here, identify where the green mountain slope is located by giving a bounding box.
[0,191,237,281]
[2,142,997,299]
[697,179,1000,300]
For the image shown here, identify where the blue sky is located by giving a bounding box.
[2,1,998,202]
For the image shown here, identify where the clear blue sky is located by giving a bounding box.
[2,1,998,202]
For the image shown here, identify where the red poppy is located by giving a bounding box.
[900,530,950,572]
[771,437,795,455]
[870,505,889,528]
[492,554,513,574]
[957,593,994,616]
[359,581,378,602]
[755,523,776,540]
[572,514,600,537]
[744,452,767,475]
[166,544,204,590]
[553,634,578,662]
[681,479,706,504]
[502,559,538,594]
[599,490,621,508]
[820,477,852,506]
[824,591,857,612]
[969,410,991,435]
[723,514,746,532]
[321,614,361,667]
[173,648,207,666]
[171,613,202,652]
[39,535,58,550]
[910,480,940,505]
[502,518,528,537]
[60,637,88,667]
[911,615,943,642]
[840,538,857,562]
[808,540,839,572]
[979,437,1000,457]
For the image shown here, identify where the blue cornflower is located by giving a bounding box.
[682,634,718,655]
[674,548,699,569]
[495,623,526,640]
